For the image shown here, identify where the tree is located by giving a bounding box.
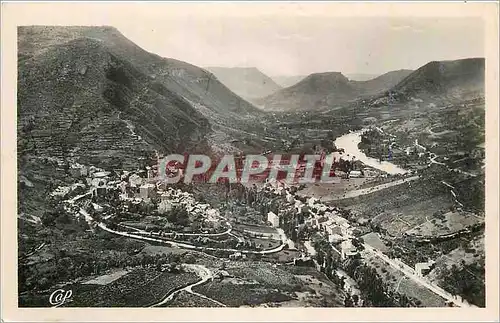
[344,294,354,307]
[352,294,359,306]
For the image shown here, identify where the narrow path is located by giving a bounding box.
[187,290,227,307]
[395,276,406,293]
[149,264,225,307]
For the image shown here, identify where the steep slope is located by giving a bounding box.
[18,37,211,169]
[205,67,282,103]
[389,58,485,102]
[259,69,413,111]
[18,26,263,126]
[346,73,380,81]
[351,70,414,97]
[17,26,271,228]
[258,72,353,111]
[271,75,307,88]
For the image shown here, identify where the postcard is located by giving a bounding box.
[1,1,499,322]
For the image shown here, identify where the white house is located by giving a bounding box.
[328,234,344,243]
[69,164,88,177]
[119,181,128,194]
[229,252,243,260]
[267,211,280,227]
[90,177,107,187]
[51,186,71,198]
[326,224,343,236]
[93,171,111,178]
[305,217,318,227]
[92,203,104,213]
[340,240,358,260]
[140,183,156,199]
[332,215,350,228]
[206,209,220,222]
[146,166,154,179]
[363,168,378,178]
[349,170,363,178]
[307,197,319,207]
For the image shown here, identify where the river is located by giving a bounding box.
[334,130,408,175]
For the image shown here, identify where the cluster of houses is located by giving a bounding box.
[265,179,309,228]
[50,163,112,199]
[262,179,360,260]
[119,171,223,224]
[55,162,224,226]
[156,187,221,222]
[303,196,360,260]
[50,183,86,198]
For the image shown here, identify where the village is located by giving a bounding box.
[35,147,478,309]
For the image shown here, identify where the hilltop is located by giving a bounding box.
[18,26,264,126]
[18,37,212,169]
[258,69,413,111]
[271,75,307,88]
[346,73,380,81]
[387,58,485,103]
[17,26,272,164]
[351,70,414,97]
[205,67,282,103]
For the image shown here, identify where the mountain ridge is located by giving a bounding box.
[258,69,414,111]
[18,36,211,169]
[204,66,282,103]
[367,58,485,107]
[18,26,271,167]
[18,26,264,123]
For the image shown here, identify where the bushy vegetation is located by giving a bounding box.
[439,259,485,307]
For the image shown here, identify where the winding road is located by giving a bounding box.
[150,264,225,307]
[362,244,477,308]
[80,210,285,255]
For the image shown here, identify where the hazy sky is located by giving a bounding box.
[115,16,484,77]
[8,3,485,77]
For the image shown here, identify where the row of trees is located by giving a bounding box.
[313,236,419,307]
[343,258,417,307]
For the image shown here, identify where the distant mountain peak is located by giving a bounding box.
[391,57,485,98]
[205,66,282,103]
[302,72,350,85]
[258,69,414,111]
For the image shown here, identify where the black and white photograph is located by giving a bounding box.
[1,1,499,321]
